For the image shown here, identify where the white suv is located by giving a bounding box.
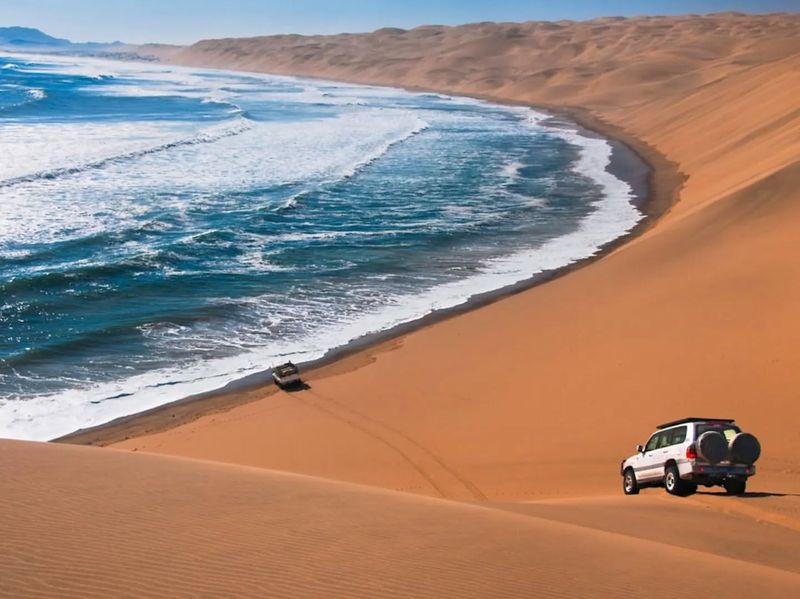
[621,418,761,496]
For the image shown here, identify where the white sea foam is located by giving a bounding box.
[7,54,116,80]
[0,120,199,183]
[278,194,301,211]
[252,85,371,106]
[0,109,427,249]
[501,160,525,181]
[0,84,47,111]
[73,59,366,108]
[25,88,46,100]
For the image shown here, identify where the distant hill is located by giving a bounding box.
[0,26,70,47]
[0,26,124,54]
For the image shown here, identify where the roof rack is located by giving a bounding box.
[656,417,735,430]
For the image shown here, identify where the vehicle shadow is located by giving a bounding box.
[695,491,800,498]
[280,381,312,393]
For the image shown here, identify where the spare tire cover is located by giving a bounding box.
[697,431,727,464]
[729,432,761,464]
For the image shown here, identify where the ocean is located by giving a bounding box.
[0,53,644,441]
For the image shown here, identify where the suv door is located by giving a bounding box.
[638,432,665,481]
[652,426,687,477]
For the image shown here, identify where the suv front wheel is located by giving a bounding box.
[623,468,639,495]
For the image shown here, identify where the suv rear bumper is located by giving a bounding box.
[681,462,755,480]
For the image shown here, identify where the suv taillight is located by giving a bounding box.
[686,444,697,460]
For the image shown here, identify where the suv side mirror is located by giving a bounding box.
[636,444,645,454]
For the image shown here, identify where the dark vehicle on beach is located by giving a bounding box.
[272,362,302,389]
[620,418,761,496]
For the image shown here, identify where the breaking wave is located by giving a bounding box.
[0,117,253,188]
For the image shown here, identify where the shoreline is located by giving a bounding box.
[55,90,684,447]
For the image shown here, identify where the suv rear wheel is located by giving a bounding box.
[665,464,689,496]
[623,468,639,495]
[724,478,747,495]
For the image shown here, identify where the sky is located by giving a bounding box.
[1,0,797,45]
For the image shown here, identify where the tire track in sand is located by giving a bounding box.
[299,388,486,501]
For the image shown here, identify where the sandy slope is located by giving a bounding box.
[2,440,799,598]
[155,13,798,112]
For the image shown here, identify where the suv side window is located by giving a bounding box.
[645,433,661,452]
[669,426,687,445]
[645,427,687,452]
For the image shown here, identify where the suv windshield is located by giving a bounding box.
[696,423,741,441]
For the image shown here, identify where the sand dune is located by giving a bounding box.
[502,495,800,572]
[104,13,800,503]
[2,440,799,598]
[157,13,798,112]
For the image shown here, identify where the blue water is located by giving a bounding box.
[0,53,642,440]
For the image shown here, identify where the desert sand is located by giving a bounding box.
[4,12,800,598]
[2,440,800,597]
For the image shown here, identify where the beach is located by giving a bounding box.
[3,11,800,597]
[72,13,800,499]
